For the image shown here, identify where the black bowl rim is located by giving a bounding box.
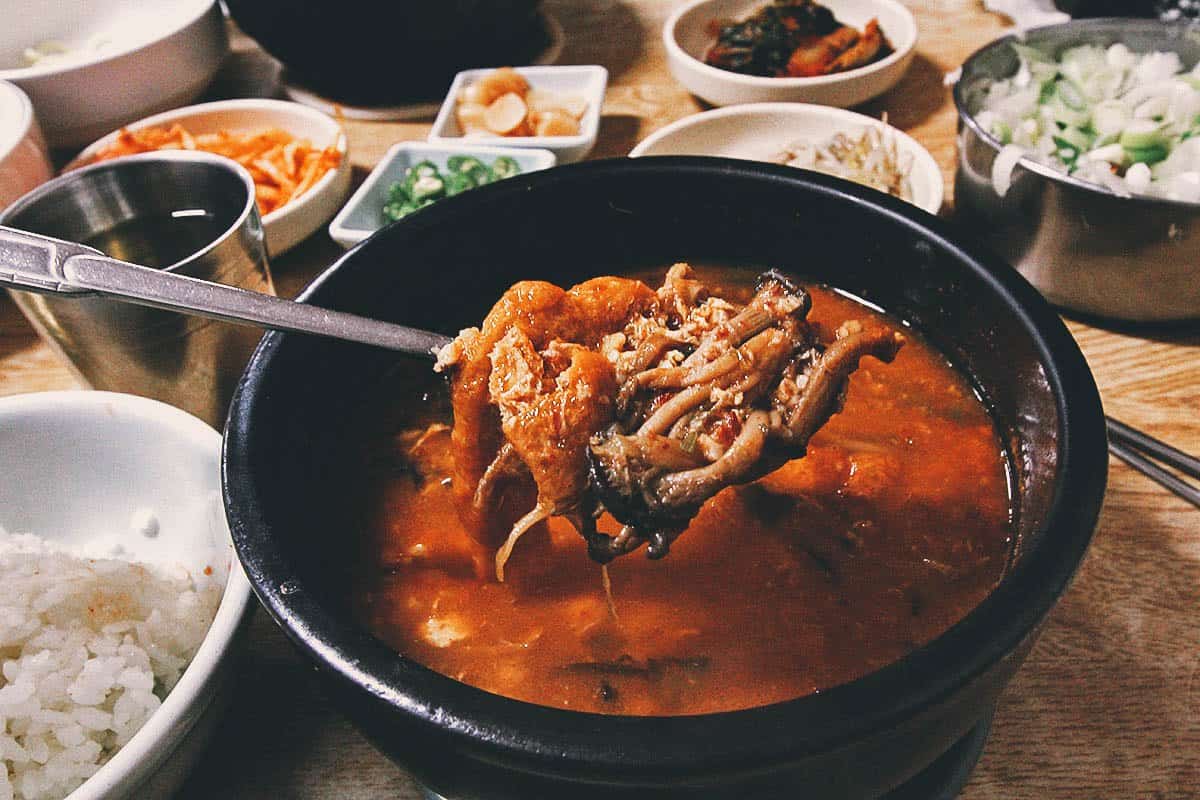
[952,16,1200,211]
[223,156,1107,778]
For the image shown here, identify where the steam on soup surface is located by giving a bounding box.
[350,266,1013,716]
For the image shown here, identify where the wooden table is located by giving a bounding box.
[3,1,1198,796]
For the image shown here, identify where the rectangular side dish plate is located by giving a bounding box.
[327,142,556,248]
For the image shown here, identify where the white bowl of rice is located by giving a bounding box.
[0,391,254,800]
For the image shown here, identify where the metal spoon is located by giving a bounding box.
[0,225,452,357]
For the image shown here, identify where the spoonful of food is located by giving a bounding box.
[433,263,905,577]
[0,225,452,358]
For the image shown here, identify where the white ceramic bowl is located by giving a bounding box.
[0,80,52,211]
[328,141,556,248]
[664,0,917,108]
[630,102,943,214]
[66,99,352,257]
[429,65,607,164]
[0,0,227,149]
[0,390,254,800]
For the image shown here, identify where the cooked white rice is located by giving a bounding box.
[0,530,222,800]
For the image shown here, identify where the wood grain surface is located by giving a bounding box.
[2,1,1198,797]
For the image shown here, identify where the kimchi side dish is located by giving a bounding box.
[704,0,894,79]
[351,264,1013,716]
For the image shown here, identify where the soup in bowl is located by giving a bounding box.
[223,158,1106,799]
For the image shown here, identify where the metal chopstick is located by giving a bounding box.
[1107,416,1200,509]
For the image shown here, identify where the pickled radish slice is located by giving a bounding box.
[456,69,587,139]
[456,102,488,134]
[484,93,529,135]
[533,110,580,137]
[474,67,530,106]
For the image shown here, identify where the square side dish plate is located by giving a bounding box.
[428,65,607,163]
[328,141,556,248]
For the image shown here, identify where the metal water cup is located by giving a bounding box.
[0,151,275,428]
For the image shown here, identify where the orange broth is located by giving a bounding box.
[352,271,1013,716]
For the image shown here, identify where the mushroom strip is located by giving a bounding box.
[586,272,903,562]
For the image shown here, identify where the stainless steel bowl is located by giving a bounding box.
[1,152,274,428]
[953,18,1200,323]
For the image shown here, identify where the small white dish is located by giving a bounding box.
[0,390,254,800]
[0,0,228,148]
[664,0,917,108]
[328,141,556,248]
[0,80,52,211]
[429,65,607,164]
[66,99,352,257]
[630,103,943,214]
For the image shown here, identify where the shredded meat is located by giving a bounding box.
[434,264,903,578]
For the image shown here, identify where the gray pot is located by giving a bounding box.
[953,18,1200,323]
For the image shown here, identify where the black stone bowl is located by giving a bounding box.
[223,158,1107,799]
[224,0,545,105]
